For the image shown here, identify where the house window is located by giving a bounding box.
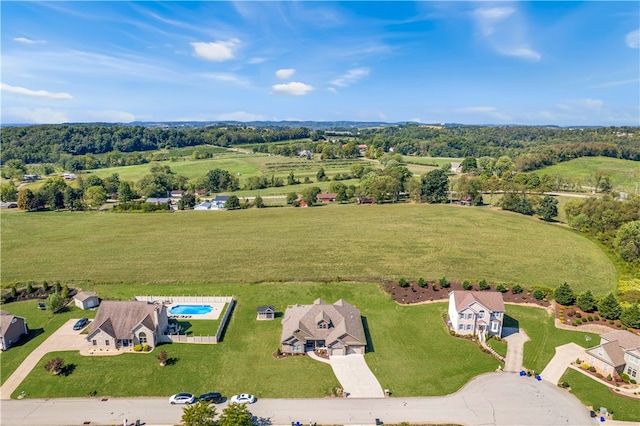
[466,324,472,330]
[458,324,464,330]
[589,356,594,364]
[139,332,147,344]
[478,311,485,319]
[293,344,302,352]
[603,364,609,372]
[318,323,327,329]
[627,367,637,378]
[630,356,639,366]
[459,313,464,319]
[491,321,499,333]
[92,340,97,346]
[466,313,473,319]
[105,340,110,346]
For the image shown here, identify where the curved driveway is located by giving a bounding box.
[0,373,596,426]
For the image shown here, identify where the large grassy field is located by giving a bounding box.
[1,204,616,294]
[5,282,498,398]
[534,156,640,194]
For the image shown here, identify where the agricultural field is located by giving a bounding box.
[533,156,640,195]
[1,204,616,294]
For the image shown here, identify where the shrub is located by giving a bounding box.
[26,282,34,293]
[594,316,600,321]
[478,279,490,291]
[609,320,614,324]
[576,312,582,318]
[157,350,169,366]
[418,278,426,288]
[606,374,612,381]
[582,318,588,323]
[596,373,603,378]
[142,344,150,352]
[432,283,438,291]
[462,280,472,290]
[512,284,523,294]
[631,379,637,385]
[588,316,593,321]
[42,281,50,292]
[621,373,630,383]
[572,321,578,326]
[616,323,622,328]
[566,310,575,317]
[55,282,62,294]
[533,289,545,300]
[496,283,507,293]
[588,366,596,372]
[44,357,64,375]
[558,381,570,388]
[398,278,409,288]
[133,344,143,352]
[581,363,590,370]
[439,276,450,288]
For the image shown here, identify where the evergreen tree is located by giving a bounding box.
[576,290,597,313]
[620,303,640,329]
[554,282,576,306]
[598,292,622,320]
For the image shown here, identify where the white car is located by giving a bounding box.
[169,393,195,404]
[230,393,256,404]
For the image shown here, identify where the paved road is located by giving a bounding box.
[328,354,384,398]
[540,343,586,385]
[0,319,88,399]
[503,328,530,372]
[0,373,598,426]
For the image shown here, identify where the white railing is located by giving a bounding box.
[135,295,233,304]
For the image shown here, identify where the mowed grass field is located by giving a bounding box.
[1,204,616,294]
[534,156,640,194]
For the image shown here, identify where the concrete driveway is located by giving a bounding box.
[503,328,530,372]
[540,343,585,385]
[329,354,384,398]
[0,319,88,399]
[0,373,599,426]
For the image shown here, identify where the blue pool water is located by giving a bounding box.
[170,305,213,315]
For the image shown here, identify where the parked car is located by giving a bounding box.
[169,393,195,405]
[230,394,256,404]
[73,318,89,330]
[197,392,223,403]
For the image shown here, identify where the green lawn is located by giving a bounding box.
[0,301,96,384]
[505,305,599,373]
[486,338,507,358]
[534,156,640,194]
[10,282,497,398]
[560,369,640,422]
[1,204,617,294]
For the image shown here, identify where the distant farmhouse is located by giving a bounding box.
[280,298,366,356]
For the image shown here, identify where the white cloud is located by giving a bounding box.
[275,68,296,79]
[199,72,250,86]
[2,107,69,124]
[472,7,515,36]
[557,99,603,111]
[13,37,45,45]
[217,111,265,121]
[191,39,241,61]
[626,29,640,49]
[271,82,314,96]
[248,57,267,64]
[86,110,135,122]
[327,87,338,94]
[497,46,541,62]
[0,82,72,100]
[331,68,370,87]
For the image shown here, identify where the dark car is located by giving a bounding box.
[198,392,223,403]
[73,318,89,330]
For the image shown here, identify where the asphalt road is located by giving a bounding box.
[0,373,598,426]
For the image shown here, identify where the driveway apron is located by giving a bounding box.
[328,354,385,398]
[503,328,530,372]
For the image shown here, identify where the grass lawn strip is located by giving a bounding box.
[560,368,640,422]
[1,204,616,294]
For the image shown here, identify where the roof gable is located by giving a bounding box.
[87,301,162,340]
[451,290,504,313]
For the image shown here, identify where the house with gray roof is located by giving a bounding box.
[86,301,168,351]
[280,298,366,356]
[1,312,28,351]
[585,330,640,380]
[448,290,505,340]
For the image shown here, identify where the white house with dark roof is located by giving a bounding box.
[585,330,640,380]
[448,290,505,340]
[0,312,28,351]
[281,299,366,356]
[86,301,168,351]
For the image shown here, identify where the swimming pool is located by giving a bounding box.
[170,305,213,315]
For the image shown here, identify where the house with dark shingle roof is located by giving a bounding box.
[280,298,366,356]
[86,301,168,351]
[448,290,505,339]
[0,312,28,351]
[585,330,640,379]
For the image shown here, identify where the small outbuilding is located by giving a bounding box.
[74,291,100,310]
[257,306,275,321]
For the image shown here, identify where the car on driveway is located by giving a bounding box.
[169,393,195,404]
[230,394,256,404]
[73,318,89,330]
[198,392,223,403]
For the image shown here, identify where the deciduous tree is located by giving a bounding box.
[421,169,449,204]
[614,221,640,263]
[219,403,252,426]
[224,195,240,210]
[537,195,558,221]
[0,183,18,202]
[181,400,218,426]
[45,293,65,313]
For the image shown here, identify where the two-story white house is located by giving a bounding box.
[448,290,505,340]
[585,330,640,380]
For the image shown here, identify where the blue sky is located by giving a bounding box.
[1,1,639,126]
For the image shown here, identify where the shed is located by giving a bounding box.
[256,305,275,321]
[74,291,100,310]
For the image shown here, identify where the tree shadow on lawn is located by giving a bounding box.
[60,363,76,376]
[362,316,375,353]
